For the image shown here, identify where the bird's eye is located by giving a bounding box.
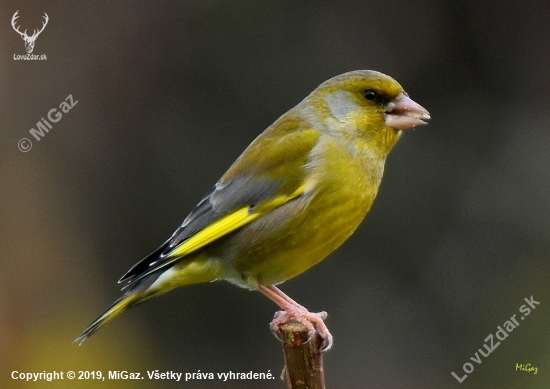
[364,90,377,101]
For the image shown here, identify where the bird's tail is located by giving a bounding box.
[74,291,145,345]
[76,253,222,345]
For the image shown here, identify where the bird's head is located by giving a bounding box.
[304,70,430,154]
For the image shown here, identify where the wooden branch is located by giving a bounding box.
[279,320,326,389]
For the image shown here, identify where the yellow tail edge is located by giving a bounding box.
[75,292,142,345]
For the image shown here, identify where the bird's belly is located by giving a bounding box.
[220,180,376,288]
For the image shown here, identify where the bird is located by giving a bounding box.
[75,70,430,350]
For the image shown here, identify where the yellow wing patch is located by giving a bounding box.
[167,182,308,260]
[168,206,259,258]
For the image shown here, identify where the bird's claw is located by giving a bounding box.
[270,324,285,343]
[269,309,333,352]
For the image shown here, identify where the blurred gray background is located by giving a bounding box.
[1,1,549,388]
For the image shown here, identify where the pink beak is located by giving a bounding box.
[385,94,430,130]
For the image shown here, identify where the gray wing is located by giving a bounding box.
[118,176,283,285]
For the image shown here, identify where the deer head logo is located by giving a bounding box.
[11,11,49,54]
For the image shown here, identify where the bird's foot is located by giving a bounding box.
[270,306,333,351]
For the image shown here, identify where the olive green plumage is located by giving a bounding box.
[76,70,429,345]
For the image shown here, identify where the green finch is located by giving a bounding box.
[76,70,430,350]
